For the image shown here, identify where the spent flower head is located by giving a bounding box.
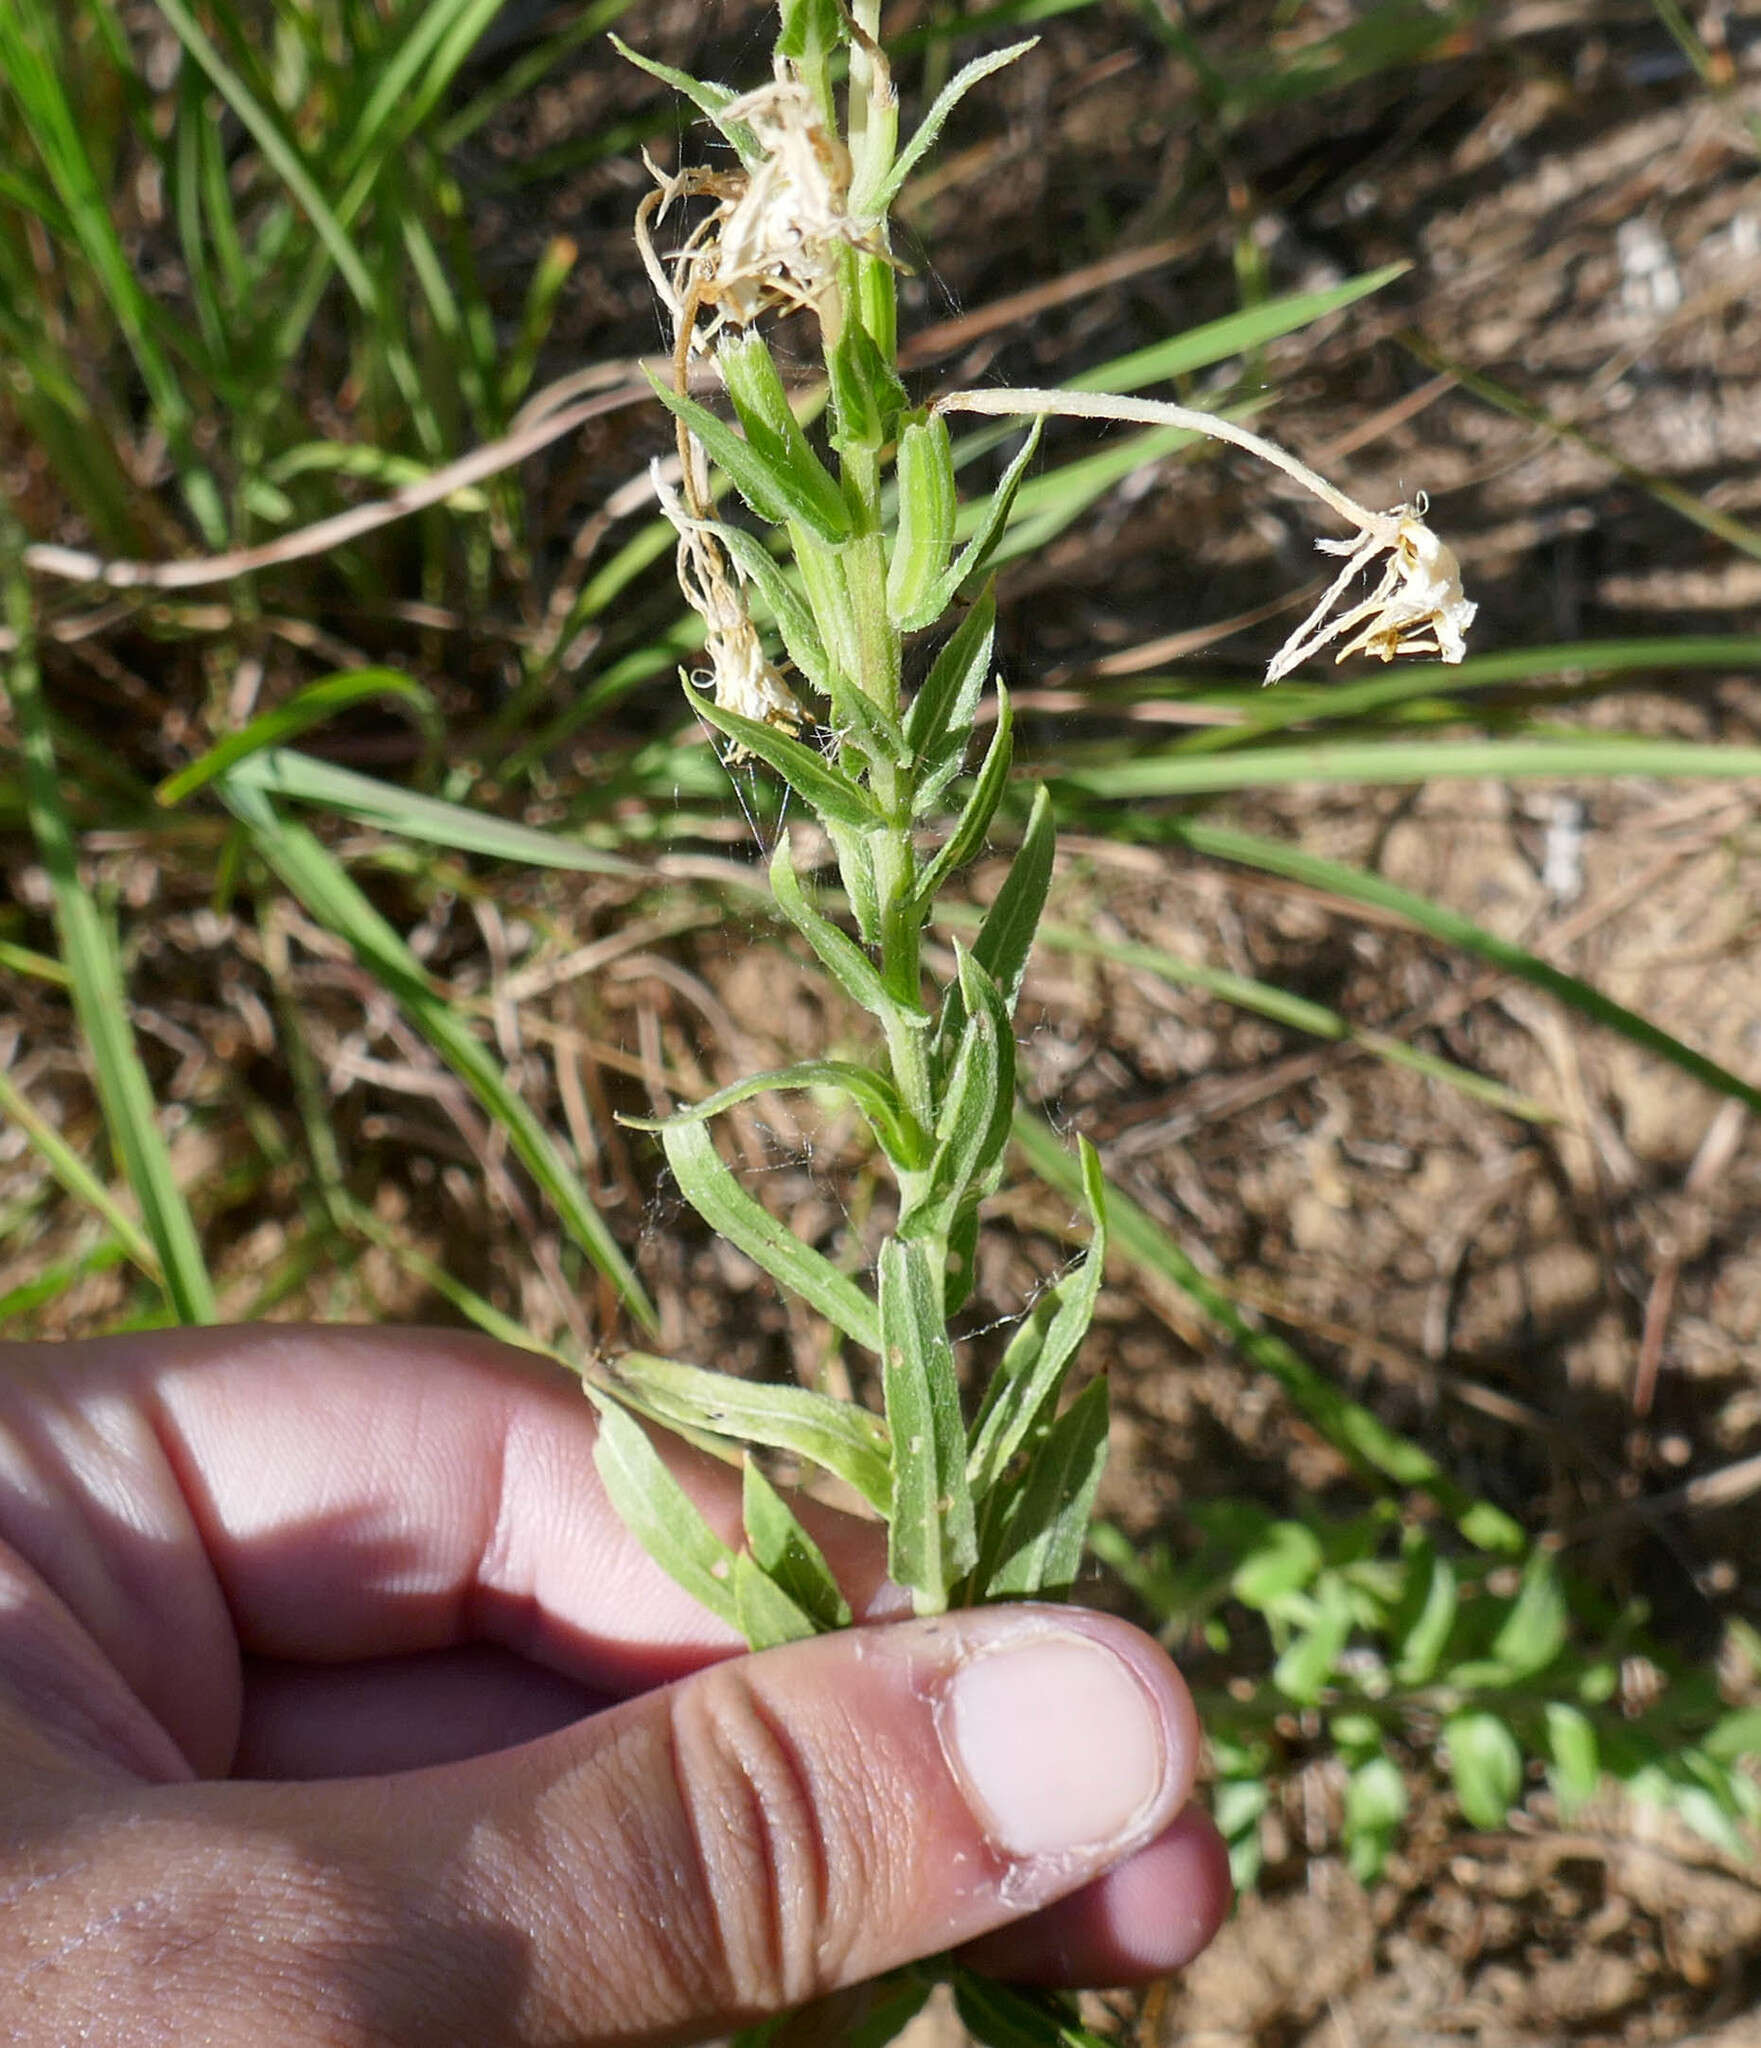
[636,57,886,354]
[651,461,805,743]
[1264,493,1477,685]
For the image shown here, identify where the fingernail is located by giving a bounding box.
[940,1629,1166,1859]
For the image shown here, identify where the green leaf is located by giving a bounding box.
[978,1375,1109,1599]
[951,1971,1112,2048]
[229,750,637,874]
[1063,736,1761,805]
[887,414,958,627]
[3,549,215,1324]
[1232,1521,1324,1611]
[973,784,1056,1013]
[1273,1570,1355,1704]
[0,1039,161,1284]
[903,950,1014,1239]
[775,0,843,63]
[1490,1549,1568,1679]
[907,585,996,807]
[1343,1752,1408,1883]
[607,1350,891,1512]
[622,1058,929,1170]
[1545,1703,1602,1815]
[828,320,906,454]
[742,1457,852,1632]
[684,682,883,829]
[896,418,1042,632]
[222,779,655,1330]
[1703,1706,1761,1764]
[1066,263,1410,398]
[709,521,833,698]
[586,1392,742,1633]
[661,1121,881,1353]
[730,1552,820,1648]
[880,1235,977,1614]
[1394,1546,1458,1684]
[868,40,1040,211]
[1445,1710,1525,1828]
[647,371,853,541]
[967,1138,1106,1503]
[769,830,894,1019]
[609,35,758,162]
[912,683,1014,904]
[155,669,440,807]
[717,332,853,538]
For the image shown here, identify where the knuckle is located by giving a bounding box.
[670,1664,854,2014]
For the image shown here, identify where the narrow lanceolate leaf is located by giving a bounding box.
[621,1059,929,1170]
[607,1351,892,1512]
[868,40,1040,211]
[973,784,1056,1014]
[609,36,758,161]
[155,670,441,806]
[718,331,851,535]
[912,683,1014,904]
[886,414,958,628]
[646,372,853,542]
[977,1375,1110,1600]
[3,550,215,1324]
[223,778,656,1331]
[769,830,894,1018]
[662,1122,882,1353]
[709,521,833,697]
[968,1138,1106,1504]
[904,952,1014,1241]
[880,1236,978,1614]
[684,683,883,829]
[731,1551,820,1648]
[1545,1703,1602,1815]
[742,1458,852,1633]
[586,1392,743,1633]
[907,585,996,764]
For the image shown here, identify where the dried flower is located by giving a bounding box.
[932,387,1477,686]
[652,463,805,745]
[1264,495,1477,685]
[637,59,886,355]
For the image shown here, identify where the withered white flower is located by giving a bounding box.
[1264,496,1477,685]
[651,463,804,746]
[932,387,1477,687]
[637,58,887,353]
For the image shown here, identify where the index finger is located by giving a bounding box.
[0,1326,889,1776]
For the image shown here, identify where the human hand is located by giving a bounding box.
[0,1326,1230,2044]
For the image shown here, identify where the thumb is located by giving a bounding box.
[196,1607,1203,2044]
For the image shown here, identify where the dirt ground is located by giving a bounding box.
[7,0,1761,2040]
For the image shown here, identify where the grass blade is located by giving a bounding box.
[2,543,215,1322]
[1054,734,1761,800]
[222,776,657,1331]
[1168,818,1761,1118]
[228,751,638,875]
[155,670,442,807]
